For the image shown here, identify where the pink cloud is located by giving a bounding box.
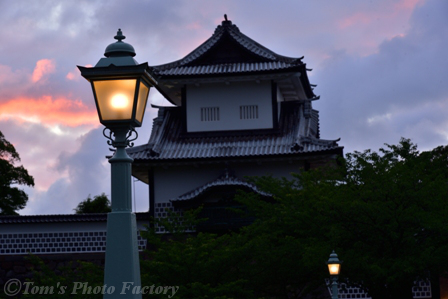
[395,0,424,10]
[185,21,202,30]
[0,96,98,127]
[66,70,78,81]
[32,59,56,83]
[338,0,424,30]
[338,12,372,29]
[0,64,28,86]
[66,65,92,81]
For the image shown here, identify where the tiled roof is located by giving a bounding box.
[127,101,342,162]
[0,212,150,224]
[148,17,315,106]
[154,61,301,76]
[172,172,271,202]
[151,19,303,76]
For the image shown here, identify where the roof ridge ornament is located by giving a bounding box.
[222,13,232,26]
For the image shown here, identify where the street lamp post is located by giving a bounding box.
[327,250,342,299]
[78,29,157,298]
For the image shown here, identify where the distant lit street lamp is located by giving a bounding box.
[78,29,156,298]
[327,250,342,299]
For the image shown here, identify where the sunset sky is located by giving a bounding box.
[1,0,447,215]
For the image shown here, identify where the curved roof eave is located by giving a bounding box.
[171,173,272,203]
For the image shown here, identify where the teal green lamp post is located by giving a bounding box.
[327,251,342,299]
[78,29,156,298]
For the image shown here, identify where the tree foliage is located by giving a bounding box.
[74,193,111,214]
[19,255,103,298]
[22,138,447,299]
[142,196,330,298]
[318,138,448,299]
[143,138,448,299]
[241,138,448,299]
[0,130,34,215]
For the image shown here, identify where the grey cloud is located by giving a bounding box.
[314,0,448,152]
[22,178,71,215]
[55,128,110,202]
[3,0,448,214]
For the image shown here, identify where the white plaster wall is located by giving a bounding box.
[276,86,283,120]
[277,86,284,102]
[232,161,301,179]
[186,81,273,132]
[153,161,302,204]
[154,165,222,203]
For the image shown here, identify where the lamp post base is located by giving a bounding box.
[103,211,142,298]
[331,277,339,299]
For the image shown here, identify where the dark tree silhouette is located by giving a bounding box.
[0,131,34,215]
[74,193,111,214]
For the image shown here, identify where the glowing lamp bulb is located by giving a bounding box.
[111,94,129,109]
[328,264,340,275]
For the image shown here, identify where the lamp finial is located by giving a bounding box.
[114,29,126,42]
[104,28,136,57]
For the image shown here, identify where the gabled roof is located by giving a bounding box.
[153,18,303,72]
[128,101,342,182]
[150,16,316,105]
[171,171,271,205]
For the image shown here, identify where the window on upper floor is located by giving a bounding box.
[240,105,258,120]
[201,107,220,121]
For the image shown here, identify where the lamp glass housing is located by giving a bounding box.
[91,77,150,127]
[93,79,137,121]
[328,263,340,276]
[135,81,149,123]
